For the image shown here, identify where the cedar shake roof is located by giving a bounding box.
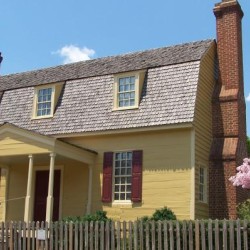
[0,39,214,135]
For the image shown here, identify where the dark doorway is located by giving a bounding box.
[33,170,61,222]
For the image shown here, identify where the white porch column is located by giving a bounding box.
[24,155,33,222]
[46,152,56,222]
[86,165,93,214]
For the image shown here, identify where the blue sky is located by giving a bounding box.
[1,0,249,133]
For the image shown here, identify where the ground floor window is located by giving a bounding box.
[199,166,207,203]
[114,152,132,201]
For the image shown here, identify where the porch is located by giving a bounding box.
[0,123,97,222]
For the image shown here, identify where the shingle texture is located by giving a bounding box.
[0,40,213,91]
[0,40,214,135]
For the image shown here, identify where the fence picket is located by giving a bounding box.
[128,221,133,250]
[243,220,248,250]
[79,222,83,250]
[146,221,150,250]
[117,221,121,250]
[229,220,234,249]
[105,221,110,250]
[90,221,94,250]
[133,221,138,250]
[176,221,181,250]
[139,220,143,250]
[188,221,193,250]
[195,220,200,250]
[69,222,73,250]
[214,220,219,250]
[123,221,127,250]
[158,221,162,250]
[100,221,104,250]
[5,221,9,250]
[84,221,89,250]
[163,221,168,250]
[151,221,156,250]
[60,221,64,250]
[200,220,206,250]
[111,221,115,250]
[223,220,227,250]
[31,221,35,250]
[35,221,39,250]
[9,222,13,250]
[95,221,99,250]
[169,221,174,250]
[208,219,212,250]
[236,219,241,250]
[50,222,54,250]
[182,221,187,250]
[74,222,78,250]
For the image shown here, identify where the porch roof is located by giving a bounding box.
[0,123,97,164]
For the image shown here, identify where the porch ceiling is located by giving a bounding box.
[0,123,97,165]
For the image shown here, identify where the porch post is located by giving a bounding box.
[24,155,33,222]
[46,152,56,222]
[86,165,93,214]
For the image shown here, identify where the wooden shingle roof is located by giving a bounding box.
[0,39,214,135]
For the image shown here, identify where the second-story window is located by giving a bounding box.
[118,76,135,107]
[36,88,53,117]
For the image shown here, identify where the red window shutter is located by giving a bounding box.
[131,150,143,202]
[102,152,113,202]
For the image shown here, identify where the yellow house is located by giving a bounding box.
[0,0,247,221]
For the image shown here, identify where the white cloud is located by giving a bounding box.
[246,93,250,102]
[54,45,95,64]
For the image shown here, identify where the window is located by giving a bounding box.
[118,77,135,107]
[36,88,53,117]
[102,151,143,203]
[114,152,132,201]
[32,83,64,119]
[199,167,207,202]
[113,71,146,110]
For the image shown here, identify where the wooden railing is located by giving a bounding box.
[0,220,249,249]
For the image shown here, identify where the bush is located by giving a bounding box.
[138,206,176,222]
[63,210,111,223]
[237,199,250,219]
[152,207,177,221]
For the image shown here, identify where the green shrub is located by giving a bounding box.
[237,199,250,219]
[138,206,176,222]
[63,210,111,223]
[151,207,176,221]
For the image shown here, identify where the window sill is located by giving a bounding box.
[31,114,54,120]
[112,201,133,207]
[112,106,139,111]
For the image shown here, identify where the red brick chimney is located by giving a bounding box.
[209,0,249,219]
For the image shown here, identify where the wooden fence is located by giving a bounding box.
[0,220,249,249]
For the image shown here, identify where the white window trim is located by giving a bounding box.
[113,70,145,111]
[198,165,208,203]
[112,151,133,205]
[32,84,55,119]
[32,82,64,119]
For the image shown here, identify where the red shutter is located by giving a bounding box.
[131,150,143,202]
[102,152,113,202]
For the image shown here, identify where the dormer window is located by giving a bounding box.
[37,87,53,117]
[118,76,135,107]
[32,83,64,119]
[113,70,146,111]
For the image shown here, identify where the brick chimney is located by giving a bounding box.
[209,0,249,219]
